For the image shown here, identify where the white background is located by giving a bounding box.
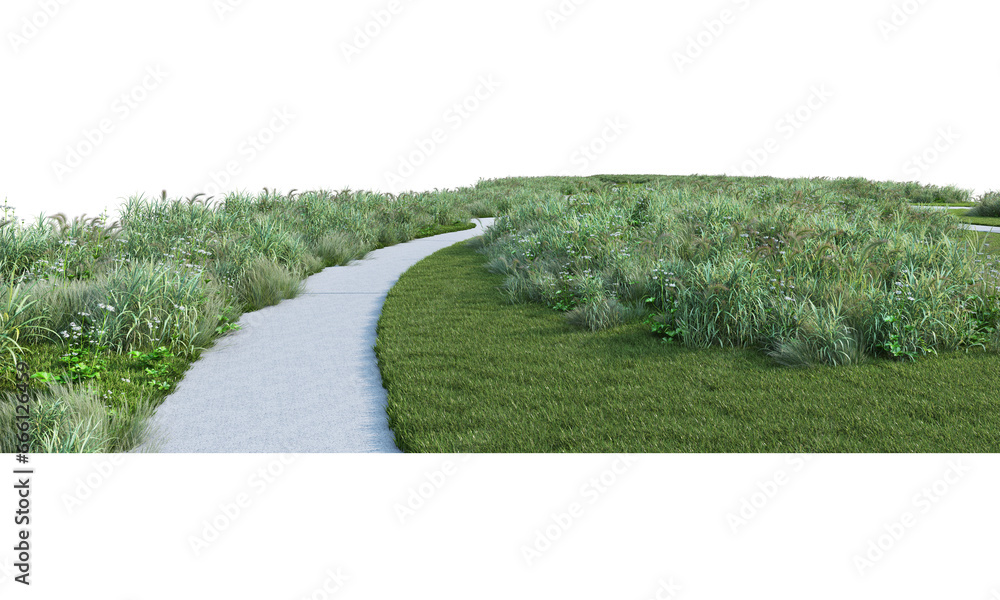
[2,0,999,597]
[2,0,998,221]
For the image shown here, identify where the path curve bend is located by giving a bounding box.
[144,219,494,453]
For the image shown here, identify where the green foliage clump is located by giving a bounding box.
[480,177,1000,366]
[968,190,1000,218]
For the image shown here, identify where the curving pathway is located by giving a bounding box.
[138,210,992,453]
[141,219,494,453]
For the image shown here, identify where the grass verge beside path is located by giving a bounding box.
[376,237,1000,453]
[922,202,977,207]
[948,210,1000,228]
[913,205,1000,228]
[0,218,475,452]
[961,215,1000,228]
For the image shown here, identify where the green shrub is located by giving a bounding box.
[19,259,227,357]
[101,260,222,356]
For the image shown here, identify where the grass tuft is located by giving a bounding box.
[565,294,643,331]
[234,255,304,312]
[0,378,161,453]
[312,230,365,267]
[967,190,1000,218]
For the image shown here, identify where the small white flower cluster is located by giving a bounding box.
[892,280,916,302]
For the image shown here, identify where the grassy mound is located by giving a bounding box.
[480,179,1000,366]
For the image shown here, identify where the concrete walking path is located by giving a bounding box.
[912,205,1000,233]
[142,219,494,453]
[964,224,1000,233]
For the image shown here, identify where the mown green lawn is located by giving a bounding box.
[961,215,1000,227]
[935,206,1000,227]
[376,236,1000,453]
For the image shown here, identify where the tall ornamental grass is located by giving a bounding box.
[0,379,161,453]
[481,179,1000,365]
[2,186,479,362]
[968,190,1000,218]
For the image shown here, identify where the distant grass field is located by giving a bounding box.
[377,235,1000,453]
